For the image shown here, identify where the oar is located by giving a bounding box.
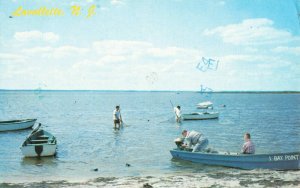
[159,116,175,123]
[170,100,174,108]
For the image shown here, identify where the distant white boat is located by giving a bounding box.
[196,101,213,109]
[182,111,219,120]
[21,124,57,157]
[0,119,37,132]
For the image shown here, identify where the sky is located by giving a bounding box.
[0,0,299,91]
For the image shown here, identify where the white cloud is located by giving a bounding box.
[14,31,60,43]
[0,53,26,63]
[22,46,89,58]
[22,46,53,54]
[2,38,297,91]
[91,40,199,64]
[7,40,201,90]
[100,7,109,11]
[70,0,94,6]
[272,46,300,56]
[218,1,226,6]
[110,0,124,6]
[220,54,291,67]
[54,46,89,57]
[69,40,201,90]
[203,18,300,45]
[93,40,152,56]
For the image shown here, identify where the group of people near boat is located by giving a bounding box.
[113,105,255,154]
[179,130,255,154]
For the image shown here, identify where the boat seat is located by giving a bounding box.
[30,139,49,142]
[29,140,49,144]
[38,135,49,139]
[27,143,47,146]
[36,137,49,140]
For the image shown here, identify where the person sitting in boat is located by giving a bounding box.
[241,132,255,154]
[181,130,208,152]
[113,105,122,129]
[174,106,181,122]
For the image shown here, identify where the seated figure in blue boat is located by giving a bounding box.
[241,133,255,154]
[181,130,208,152]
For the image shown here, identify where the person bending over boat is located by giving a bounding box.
[174,106,181,123]
[113,105,122,129]
[181,130,208,152]
[241,133,255,154]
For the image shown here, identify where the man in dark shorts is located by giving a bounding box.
[113,105,122,129]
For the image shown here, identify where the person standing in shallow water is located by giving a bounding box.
[174,106,181,123]
[241,132,255,154]
[113,105,122,129]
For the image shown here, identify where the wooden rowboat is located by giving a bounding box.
[170,149,300,170]
[0,119,37,132]
[21,124,57,157]
[181,112,219,120]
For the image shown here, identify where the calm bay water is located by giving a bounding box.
[0,91,299,187]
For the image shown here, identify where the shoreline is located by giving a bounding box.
[1,170,300,187]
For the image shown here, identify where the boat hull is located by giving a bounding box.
[21,129,57,157]
[196,101,213,109]
[0,119,36,132]
[182,112,219,120]
[21,144,57,157]
[170,149,300,170]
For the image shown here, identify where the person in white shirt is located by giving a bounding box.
[113,105,122,129]
[174,106,181,122]
[181,130,208,152]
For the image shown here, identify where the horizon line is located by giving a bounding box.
[0,89,299,93]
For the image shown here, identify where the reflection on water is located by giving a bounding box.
[21,156,58,167]
[113,127,124,146]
